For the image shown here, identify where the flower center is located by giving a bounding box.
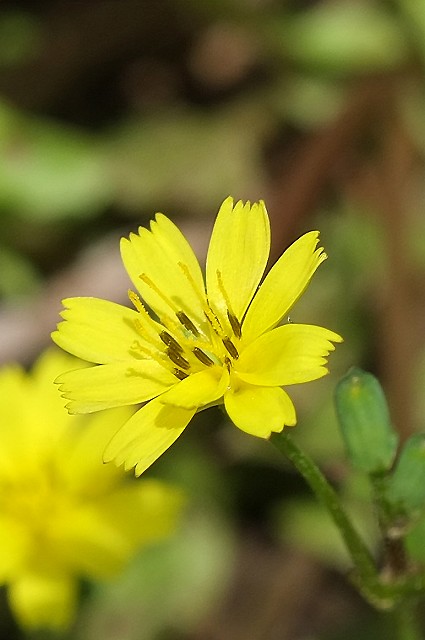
[129,263,241,380]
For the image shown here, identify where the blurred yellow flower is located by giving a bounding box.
[0,349,184,631]
[52,197,342,476]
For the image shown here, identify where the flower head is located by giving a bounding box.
[52,197,342,476]
[0,349,183,631]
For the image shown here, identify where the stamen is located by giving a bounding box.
[173,368,189,380]
[139,273,179,312]
[128,290,163,346]
[227,311,242,339]
[216,269,236,317]
[216,269,243,339]
[133,319,162,353]
[136,277,188,337]
[176,311,199,336]
[178,261,223,335]
[130,339,148,355]
[222,337,239,360]
[204,309,223,336]
[167,348,190,370]
[160,331,183,353]
[128,290,146,314]
[193,347,215,367]
[130,340,169,369]
[177,261,205,303]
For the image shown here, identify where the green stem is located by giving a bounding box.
[270,431,378,586]
[392,601,422,640]
[370,474,406,571]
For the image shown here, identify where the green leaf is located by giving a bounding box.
[0,245,40,299]
[282,3,409,74]
[0,102,111,220]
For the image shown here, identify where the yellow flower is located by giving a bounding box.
[0,349,184,631]
[52,197,342,476]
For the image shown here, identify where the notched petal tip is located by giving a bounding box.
[59,296,89,312]
[119,235,130,249]
[51,328,60,343]
[64,402,79,416]
[102,449,114,465]
[152,212,170,225]
[222,195,234,207]
[324,328,344,344]
[58,297,72,309]
[258,199,268,215]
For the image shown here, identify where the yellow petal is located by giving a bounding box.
[49,502,133,579]
[52,297,142,364]
[101,480,184,548]
[236,323,343,386]
[57,407,136,495]
[103,396,195,476]
[8,572,77,631]
[120,214,207,329]
[206,197,270,322]
[0,516,29,582]
[242,231,327,341]
[52,481,184,579]
[55,361,175,413]
[0,366,30,479]
[224,383,296,437]
[159,366,229,409]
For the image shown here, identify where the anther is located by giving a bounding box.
[227,311,242,339]
[176,311,199,336]
[222,337,239,360]
[193,347,215,367]
[167,349,190,370]
[173,368,189,380]
[160,331,183,353]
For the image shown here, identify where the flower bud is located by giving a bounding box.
[334,367,398,474]
[385,434,425,518]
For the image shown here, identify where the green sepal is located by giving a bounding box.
[334,368,398,474]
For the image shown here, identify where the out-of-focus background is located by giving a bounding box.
[1,0,425,638]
